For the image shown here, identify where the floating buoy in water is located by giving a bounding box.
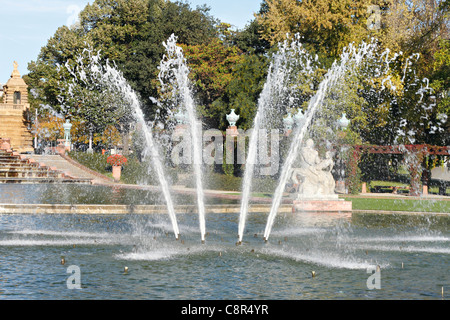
[124,266,129,274]
[311,271,316,278]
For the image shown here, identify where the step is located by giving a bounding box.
[0,162,39,167]
[0,172,62,178]
[0,167,53,172]
[0,177,92,184]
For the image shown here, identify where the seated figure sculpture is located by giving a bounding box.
[290,139,337,199]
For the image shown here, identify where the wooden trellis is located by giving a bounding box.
[349,145,450,196]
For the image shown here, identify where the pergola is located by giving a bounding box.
[349,144,450,196]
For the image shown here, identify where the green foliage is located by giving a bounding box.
[68,151,109,175]
[25,0,450,193]
[180,38,245,127]
[210,53,269,130]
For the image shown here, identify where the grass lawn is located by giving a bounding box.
[345,197,450,213]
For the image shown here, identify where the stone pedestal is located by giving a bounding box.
[56,139,66,155]
[112,165,122,182]
[293,195,352,212]
[335,180,347,194]
[226,126,239,137]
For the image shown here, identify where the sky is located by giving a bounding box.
[0,0,262,85]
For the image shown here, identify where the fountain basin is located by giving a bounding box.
[0,210,448,300]
[293,198,352,212]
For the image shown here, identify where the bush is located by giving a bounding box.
[68,151,109,175]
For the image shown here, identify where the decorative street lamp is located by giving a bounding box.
[283,113,294,135]
[336,113,350,194]
[63,119,72,150]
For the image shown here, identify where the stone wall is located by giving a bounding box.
[0,104,33,153]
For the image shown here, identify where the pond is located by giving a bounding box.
[0,208,448,300]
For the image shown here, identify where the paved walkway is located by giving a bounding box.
[23,154,114,185]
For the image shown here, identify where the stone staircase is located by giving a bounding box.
[0,149,92,184]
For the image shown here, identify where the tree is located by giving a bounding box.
[27,0,219,149]
[211,53,269,130]
[256,0,372,60]
[180,38,245,128]
[27,26,91,114]
[118,0,218,119]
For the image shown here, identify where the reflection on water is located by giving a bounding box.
[0,211,448,300]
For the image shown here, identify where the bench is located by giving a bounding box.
[372,185,410,194]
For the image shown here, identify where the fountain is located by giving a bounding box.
[0,35,448,300]
[261,40,381,242]
[238,35,319,244]
[63,47,181,240]
[155,34,207,243]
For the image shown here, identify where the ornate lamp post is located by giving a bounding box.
[336,113,350,194]
[283,113,294,136]
[63,119,72,151]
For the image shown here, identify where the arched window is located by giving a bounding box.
[13,91,21,104]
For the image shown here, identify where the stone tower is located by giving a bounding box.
[0,61,34,153]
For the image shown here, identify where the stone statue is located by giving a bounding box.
[11,61,21,78]
[290,139,337,199]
